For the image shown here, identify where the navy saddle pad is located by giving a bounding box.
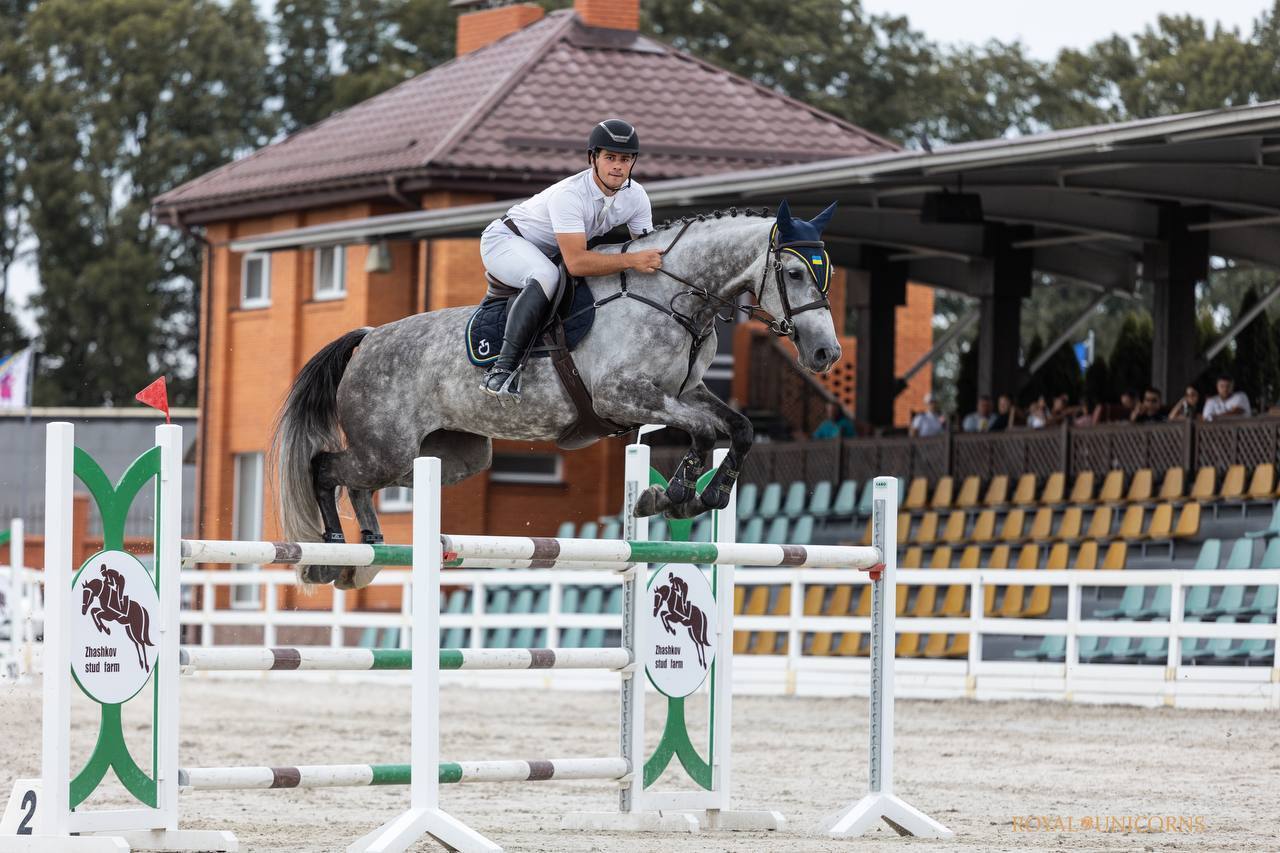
[465,281,597,367]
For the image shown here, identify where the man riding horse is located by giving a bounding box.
[479,118,663,401]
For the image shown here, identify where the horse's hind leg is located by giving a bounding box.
[335,488,383,591]
[300,451,349,585]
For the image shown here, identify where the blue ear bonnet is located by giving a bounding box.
[774,200,837,294]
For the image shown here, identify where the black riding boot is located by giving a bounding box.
[481,284,551,401]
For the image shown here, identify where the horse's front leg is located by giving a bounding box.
[681,384,754,511]
[91,608,110,634]
[593,378,724,519]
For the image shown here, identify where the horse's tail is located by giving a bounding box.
[269,328,372,543]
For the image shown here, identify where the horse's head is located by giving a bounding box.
[652,583,670,615]
[81,579,97,614]
[758,200,842,374]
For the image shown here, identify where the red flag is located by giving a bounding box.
[135,377,170,423]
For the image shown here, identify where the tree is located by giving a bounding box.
[0,0,34,356]
[1231,286,1280,409]
[1083,357,1111,407]
[19,0,274,405]
[1107,313,1153,398]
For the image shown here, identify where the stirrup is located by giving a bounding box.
[481,366,522,404]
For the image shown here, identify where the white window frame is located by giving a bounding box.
[241,253,271,309]
[489,452,564,485]
[231,452,265,607]
[379,486,412,513]
[313,245,346,301]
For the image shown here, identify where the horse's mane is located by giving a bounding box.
[624,207,774,250]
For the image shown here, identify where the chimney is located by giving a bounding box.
[454,1,545,56]
[574,0,639,31]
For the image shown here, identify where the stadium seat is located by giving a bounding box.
[1238,586,1279,620]
[1212,614,1274,661]
[958,545,981,569]
[782,481,808,518]
[1000,508,1026,542]
[997,543,1041,617]
[1102,541,1128,570]
[984,545,1010,615]
[823,583,853,617]
[1117,505,1145,540]
[941,510,967,544]
[1244,501,1280,539]
[1146,503,1173,539]
[1123,636,1168,664]
[1057,507,1084,541]
[1014,634,1066,660]
[1186,539,1252,620]
[600,518,621,540]
[984,474,1009,507]
[734,586,768,654]
[903,477,929,511]
[1084,506,1113,540]
[936,576,968,618]
[806,631,835,656]
[830,480,858,519]
[757,586,792,655]
[757,483,783,518]
[902,546,924,568]
[650,517,668,541]
[857,481,876,517]
[1189,467,1216,502]
[1259,536,1280,570]
[736,482,759,518]
[931,476,955,509]
[915,511,940,545]
[1040,472,1066,505]
[1069,471,1096,504]
[1012,473,1038,506]
[802,584,827,617]
[1193,538,1223,571]
[930,546,953,569]
[1187,615,1239,664]
[1081,635,1134,663]
[1247,464,1276,501]
[972,509,997,543]
[1046,542,1070,569]
[1126,469,1154,503]
[578,520,599,539]
[1073,540,1099,570]
[808,481,833,517]
[790,515,815,545]
[1183,540,1227,619]
[763,516,790,545]
[833,630,869,657]
[1097,470,1125,504]
[1027,507,1054,542]
[955,476,981,508]
[1173,502,1201,539]
[898,511,911,544]
[1129,583,1171,620]
[555,520,575,539]
[1200,583,1248,620]
[1158,466,1185,502]
[740,517,765,544]
[1219,464,1246,501]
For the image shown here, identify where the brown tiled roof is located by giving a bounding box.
[154,10,895,220]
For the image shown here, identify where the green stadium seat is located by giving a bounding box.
[1214,614,1274,661]
[1223,538,1253,570]
[1125,636,1168,663]
[577,587,606,648]
[378,628,400,649]
[1244,501,1280,539]
[582,627,606,647]
[757,483,784,518]
[1095,585,1146,619]
[1260,538,1280,568]
[559,587,583,647]
[790,515,815,545]
[831,480,858,518]
[578,521,599,539]
[691,517,711,542]
[741,517,765,543]
[1130,584,1171,620]
[442,588,471,649]
[649,517,668,541]
[808,481,834,517]
[1238,584,1278,619]
[1186,539,1253,620]
[1194,539,1222,570]
[1082,635,1133,662]
[1201,584,1248,620]
[736,482,759,518]
[1188,615,1238,663]
[605,586,623,614]
[764,516,790,545]
[511,625,536,649]
[600,519,621,540]
[1013,634,1065,660]
[358,626,378,648]
[782,481,808,517]
[857,481,876,517]
[555,520,575,539]
[1177,636,1209,663]
[1076,635,1101,660]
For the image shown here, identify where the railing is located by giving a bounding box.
[747,334,850,437]
[647,416,1280,487]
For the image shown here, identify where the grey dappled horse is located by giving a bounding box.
[271,202,842,589]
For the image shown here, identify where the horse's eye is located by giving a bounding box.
[787,269,802,281]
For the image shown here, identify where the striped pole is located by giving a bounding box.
[179,758,630,790]
[179,647,630,672]
[181,537,882,571]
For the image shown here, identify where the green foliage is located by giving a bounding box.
[1232,287,1280,408]
[1083,357,1111,407]
[955,341,978,418]
[1108,313,1153,397]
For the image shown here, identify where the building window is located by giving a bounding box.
[490,452,563,484]
[232,452,264,607]
[380,486,412,512]
[241,253,271,308]
[314,245,346,300]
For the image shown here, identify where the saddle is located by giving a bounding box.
[465,267,633,450]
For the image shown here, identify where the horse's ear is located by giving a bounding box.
[809,201,838,234]
[776,199,793,228]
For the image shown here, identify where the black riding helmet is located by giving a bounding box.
[587,119,640,156]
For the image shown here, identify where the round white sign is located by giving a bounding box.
[70,550,159,705]
[645,564,719,698]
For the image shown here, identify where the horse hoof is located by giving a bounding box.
[335,566,379,590]
[300,565,341,585]
[633,485,669,518]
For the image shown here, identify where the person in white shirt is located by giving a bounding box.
[1202,374,1252,421]
[478,119,663,400]
[910,393,948,437]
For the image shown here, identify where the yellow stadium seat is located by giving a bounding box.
[1057,507,1083,541]
[1040,472,1066,505]
[936,583,968,617]
[860,521,872,546]
[1102,540,1128,570]
[803,585,827,616]
[734,586,768,653]
[1127,468,1154,503]
[808,632,835,656]
[903,477,929,510]
[834,631,867,656]
[915,512,939,545]
[1074,540,1099,570]
[930,546,953,569]
[897,632,925,658]
[984,474,1009,507]
[1084,505,1112,540]
[902,545,924,569]
[942,510,967,543]
[955,476,981,508]
[921,633,950,657]
[972,509,997,543]
[1097,470,1125,504]
[1046,542,1070,569]
[1189,467,1216,501]
[997,544,1040,617]
[854,584,873,617]
[1069,471,1095,504]
[1173,502,1201,539]
[1000,508,1026,542]
[824,585,853,616]
[1027,507,1054,542]
[1118,505,1145,539]
[1159,467,1185,502]
[985,545,1011,615]
[898,511,911,545]
[931,476,955,509]
[1247,463,1276,500]
[1025,544,1066,618]
[1146,503,1173,539]
[910,583,938,618]
[1018,542,1040,569]
[734,585,745,612]
[751,586,791,655]
[1012,473,1038,506]
[1220,465,1246,501]
[959,545,981,568]
[943,633,970,658]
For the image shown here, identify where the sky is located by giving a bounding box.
[4,0,1275,341]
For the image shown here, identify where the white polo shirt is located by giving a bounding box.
[504,168,653,257]
[1203,391,1251,421]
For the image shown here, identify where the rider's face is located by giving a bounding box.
[592,149,635,193]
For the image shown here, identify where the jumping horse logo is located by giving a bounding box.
[81,563,155,672]
[652,571,712,669]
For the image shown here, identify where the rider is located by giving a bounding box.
[100,563,129,617]
[479,118,664,400]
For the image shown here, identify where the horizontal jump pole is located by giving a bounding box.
[178,646,631,672]
[181,537,882,571]
[178,757,631,790]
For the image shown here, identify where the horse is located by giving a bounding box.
[81,577,154,672]
[271,201,843,590]
[652,573,712,669]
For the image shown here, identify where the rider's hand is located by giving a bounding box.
[628,249,663,273]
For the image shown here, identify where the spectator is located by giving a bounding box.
[1074,395,1101,427]
[1131,386,1167,423]
[812,402,856,440]
[962,395,995,433]
[988,394,1015,431]
[1100,390,1137,423]
[910,393,947,437]
[1046,393,1075,427]
[1168,385,1202,421]
[1026,396,1049,429]
[1203,374,1251,421]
